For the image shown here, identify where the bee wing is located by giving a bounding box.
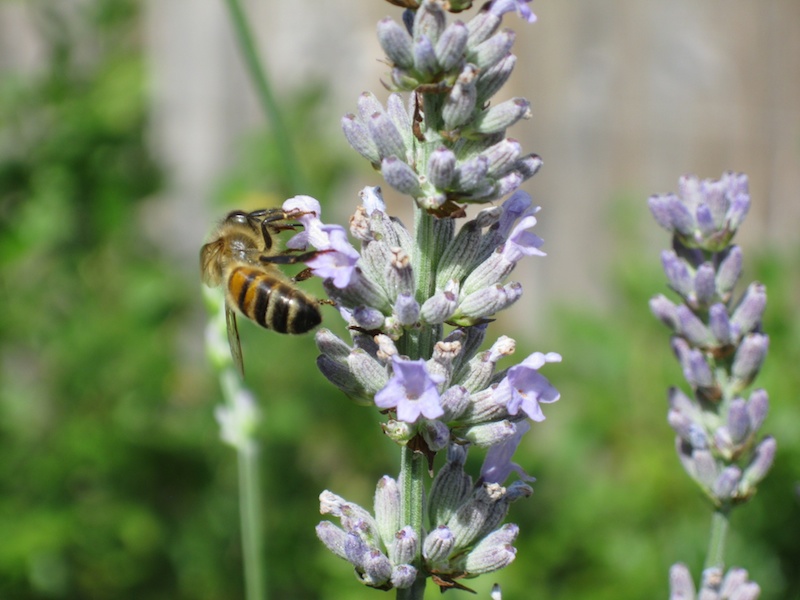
[225,304,245,377]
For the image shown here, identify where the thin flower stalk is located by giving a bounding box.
[649,172,773,595]
[204,286,267,600]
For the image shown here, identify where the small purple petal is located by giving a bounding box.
[375,356,445,423]
[481,420,535,484]
[306,225,360,288]
[500,213,545,263]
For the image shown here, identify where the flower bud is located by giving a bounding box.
[492,171,523,198]
[746,389,769,432]
[439,385,471,421]
[423,525,455,565]
[476,53,516,106]
[385,247,415,299]
[353,306,385,330]
[378,17,414,69]
[428,445,472,525]
[466,9,502,46]
[386,93,413,151]
[453,154,490,191]
[374,476,401,548]
[726,398,750,445]
[420,284,459,324]
[361,548,392,587]
[427,146,457,190]
[437,223,486,288]
[715,245,743,300]
[482,138,522,178]
[316,521,348,560]
[390,526,418,566]
[648,193,694,236]
[357,91,384,122]
[368,110,407,162]
[456,419,516,447]
[435,20,468,71]
[316,354,371,405]
[730,283,767,336]
[348,349,389,396]
[390,564,417,589]
[731,333,769,391]
[446,482,510,550]
[382,157,421,196]
[687,448,719,490]
[470,98,531,135]
[315,328,352,359]
[713,465,741,500]
[413,0,445,44]
[650,294,680,331]
[740,436,776,495]
[394,293,420,326]
[413,33,438,76]
[515,152,543,180]
[662,250,693,299]
[456,281,523,322]
[669,563,696,599]
[342,114,380,163]
[471,29,515,70]
[676,305,715,347]
[708,303,731,346]
[694,262,717,306]
[462,523,518,575]
[442,65,479,129]
[383,418,415,444]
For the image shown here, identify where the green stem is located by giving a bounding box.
[704,507,730,571]
[222,0,303,193]
[398,445,426,600]
[239,443,267,600]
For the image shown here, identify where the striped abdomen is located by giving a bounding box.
[227,265,321,334]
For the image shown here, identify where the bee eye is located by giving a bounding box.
[227,211,249,226]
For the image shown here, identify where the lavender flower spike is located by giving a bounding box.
[308,1,559,593]
[649,172,774,592]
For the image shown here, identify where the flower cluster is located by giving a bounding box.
[316,444,533,591]
[301,187,559,451]
[669,563,760,600]
[294,0,559,593]
[343,0,541,214]
[648,172,775,508]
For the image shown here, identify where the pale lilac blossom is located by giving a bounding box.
[494,352,561,421]
[480,420,535,484]
[375,356,445,423]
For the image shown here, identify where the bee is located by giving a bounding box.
[200,208,324,375]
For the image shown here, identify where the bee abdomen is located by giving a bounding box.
[229,266,321,334]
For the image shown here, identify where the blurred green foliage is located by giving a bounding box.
[1,2,798,599]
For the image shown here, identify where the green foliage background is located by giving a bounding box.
[1,3,798,599]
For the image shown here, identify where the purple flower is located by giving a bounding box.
[375,356,445,423]
[480,420,535,484]
[305,225,360,289]
[283,195,329,249]
[500,211,545,263]
[488,0,537,23]
[493,352,561,421]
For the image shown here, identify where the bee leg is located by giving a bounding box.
[259,249,330,266]
[293,267,314,282]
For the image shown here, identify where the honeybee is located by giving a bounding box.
[201,208,323,375]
